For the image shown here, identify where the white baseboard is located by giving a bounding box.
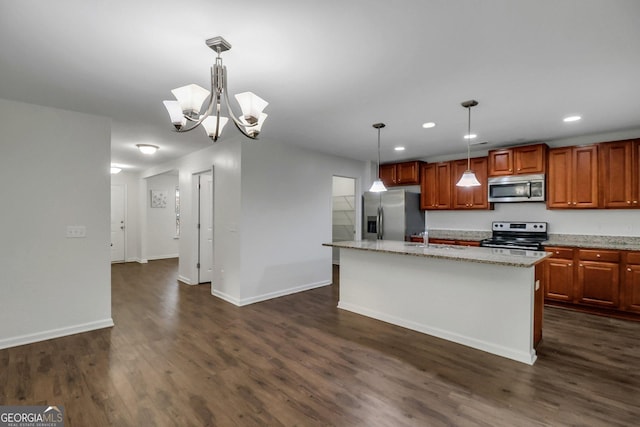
[228,280,332,307]
[146,254,179,261]
[337,301,536,365]
[212,289,241,306]
[177,275,192,285]
[139,258,148,264]
[0,318,115,350]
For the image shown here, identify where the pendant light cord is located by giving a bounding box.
[377,128,382,176]
[467,105,471,170]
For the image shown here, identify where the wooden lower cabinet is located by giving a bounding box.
[544,247,574,302]
[543,246,640,319]
[623,252,640,313]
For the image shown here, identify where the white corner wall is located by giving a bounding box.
[145,173,179,260]
[239,139,367,305]
[0,98,113,349]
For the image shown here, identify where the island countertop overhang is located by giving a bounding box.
[323,240,551,267]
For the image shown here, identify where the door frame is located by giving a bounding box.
[192,168,214,284]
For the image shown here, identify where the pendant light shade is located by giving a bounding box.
[456,100,482,187]
[369,123,388,193]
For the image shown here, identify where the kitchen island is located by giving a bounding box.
[324,240,550,365]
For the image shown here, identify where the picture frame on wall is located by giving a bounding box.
[151,190,167,208]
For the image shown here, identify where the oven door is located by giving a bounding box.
[487,174,545,202]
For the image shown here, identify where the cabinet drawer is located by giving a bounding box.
[578,249,620,263]
[545,247,574,259]
[429,238,455,245]
[626,251,640,265]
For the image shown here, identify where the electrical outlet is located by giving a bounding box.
[66,225,87,238]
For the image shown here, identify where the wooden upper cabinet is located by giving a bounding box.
[547,145,599,209]
[379,164,397,187]
[488,144,546,177]
[451,157,490,209]
[488,149,513,176]
[600,139,640,208]
[379,161,423,187]
[420,162,451,210]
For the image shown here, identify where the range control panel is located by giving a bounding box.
[491,221,547,233]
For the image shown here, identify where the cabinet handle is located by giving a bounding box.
[569,263,572,267]
[509,168,512,171]
[629,268,633,272]
[634,201,638,204]
[573,202,577,205]
[567,202,571,205]
[596,254,601,258]
[579,264,583,267]
[627,201,631,204]
[555,251,560,254]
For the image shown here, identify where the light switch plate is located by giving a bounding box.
[66,225,87,238]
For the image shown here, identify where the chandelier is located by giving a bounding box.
[163,36,268,142]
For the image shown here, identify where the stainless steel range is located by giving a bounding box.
[480,221,548,251]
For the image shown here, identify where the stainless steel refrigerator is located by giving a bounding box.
[363,189,424,241]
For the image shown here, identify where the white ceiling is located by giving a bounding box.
[2,1,639,172]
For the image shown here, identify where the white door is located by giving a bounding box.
[198,172,213,283]
[110,184,126,262]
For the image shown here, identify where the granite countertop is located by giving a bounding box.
[324,240,550,268]
[543,234,640,251]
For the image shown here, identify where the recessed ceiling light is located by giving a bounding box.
[110,167,122,174]
[563,115,582,122]
[464,134,477,140]
[136,144,159,154]
[422,122,436,129]
[394,146,405,151]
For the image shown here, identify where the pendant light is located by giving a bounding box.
[369,123,387,192]
[456,100,481,187]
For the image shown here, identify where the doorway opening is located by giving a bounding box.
[332,176,357,265]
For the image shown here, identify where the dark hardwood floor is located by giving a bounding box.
[1,259,639,426]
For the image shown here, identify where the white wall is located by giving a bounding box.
[0,98,113,349]
[145,172,179,260]
[110,170,141,262]
[141,136,243,300]
[140,135,366,306]
[239,140,366,305]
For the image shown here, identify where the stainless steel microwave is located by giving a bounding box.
[487,174,545,202]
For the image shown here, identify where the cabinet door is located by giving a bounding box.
[451,158,488,209]
[488,149,513,176]
[577,261,619,308]
[601,141,633,208]
[633,140,640,207]
[545,258,574,302]
[515,144,546,174]
[547,147,573,208]
[420,163,436,209]
[434,162,451,209]
[451,160,472,208]
[379,164,396,187]
[396,161,420,185]
[468,157,489,209]
[573,145,599,208]
[624,263,640,313]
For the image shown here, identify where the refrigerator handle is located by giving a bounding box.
[378,206,384,239]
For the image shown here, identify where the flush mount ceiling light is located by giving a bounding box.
[163,36,268,142]
[422,122,436,129]
[456,100,482,187]
[369,123,388,193]
[394,146,405,151]
[136,144,159,155]
[563,115,582,122]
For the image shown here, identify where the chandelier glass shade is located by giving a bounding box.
[163,36,268,142]
[456,100,481,187]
